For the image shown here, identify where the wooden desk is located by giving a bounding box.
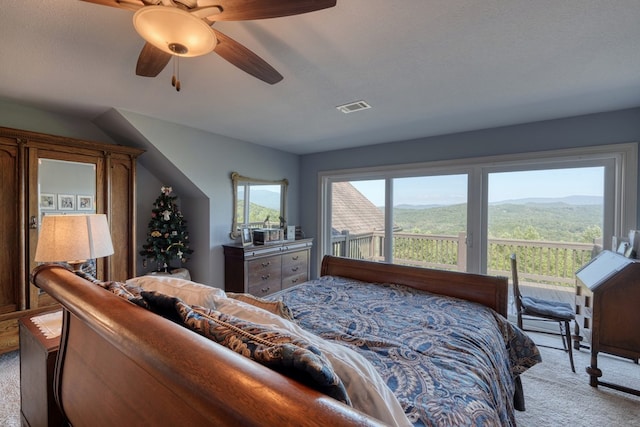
[575,250,640,396]
[19,310,64,427]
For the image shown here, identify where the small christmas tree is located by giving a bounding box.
[140,186,193,272]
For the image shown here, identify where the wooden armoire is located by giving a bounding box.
[0,126,143,354]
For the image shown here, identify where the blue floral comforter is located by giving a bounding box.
[278,275,541,427]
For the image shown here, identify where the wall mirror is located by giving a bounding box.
[29,158,97,306]
[37,159,96,220]
[230,172,288,239]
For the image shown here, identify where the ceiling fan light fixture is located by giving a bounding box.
[133,6,217,57]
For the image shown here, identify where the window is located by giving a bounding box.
[486,166,606,287]
[320,144,637,280]
[330,180,386,260]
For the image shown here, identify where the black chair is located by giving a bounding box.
[510,253,576,372]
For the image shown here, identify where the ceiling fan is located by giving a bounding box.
[80,0,337,87]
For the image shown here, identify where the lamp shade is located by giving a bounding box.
[133,6,217,57]
[34,214,114,264]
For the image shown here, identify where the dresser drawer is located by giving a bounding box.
[247,256,281,296]
[282,250,308,273]
[282,272,307,290]
[248,280,281,297]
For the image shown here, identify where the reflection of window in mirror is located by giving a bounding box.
[235,184,281,226]
[231,173,287,239]
[236,185,245,227]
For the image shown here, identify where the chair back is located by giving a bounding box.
[510,253,524,327]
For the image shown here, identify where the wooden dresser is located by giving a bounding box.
[223,239,313,297]
[574,250,640,396]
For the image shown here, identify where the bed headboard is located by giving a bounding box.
[321,255,509,317]
[31,264,386,427]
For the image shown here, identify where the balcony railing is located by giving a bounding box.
[332,231,599,287]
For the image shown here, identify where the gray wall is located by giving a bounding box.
[0,100,300,289]
[3,97,639,283]
[103,110,301,288]
[299,108,640,276]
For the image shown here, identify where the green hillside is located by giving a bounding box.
[394,202,603,243]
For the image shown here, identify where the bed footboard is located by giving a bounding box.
[31,264,386,427]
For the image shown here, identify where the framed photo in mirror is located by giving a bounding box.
[40,193,56,210]
[58,194,75,211]
[77,195,94,211]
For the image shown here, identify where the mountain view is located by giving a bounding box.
[393,196,603,243]
[249,191,603,244]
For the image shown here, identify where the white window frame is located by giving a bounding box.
[318,143,637,274]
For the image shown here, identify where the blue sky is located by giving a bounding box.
[350,167,604,206]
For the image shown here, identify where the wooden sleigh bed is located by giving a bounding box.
[31,255,540,427]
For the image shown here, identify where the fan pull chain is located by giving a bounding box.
[171,56,181,92]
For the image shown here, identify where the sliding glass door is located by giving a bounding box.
[326,173,470,271]
[320,144,635,282]
[329,179,387,261]
[485,165,607,311]
[391,175,468,271]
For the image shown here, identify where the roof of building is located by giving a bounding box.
[331,182,385,235]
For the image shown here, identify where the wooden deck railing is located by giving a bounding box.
[331,231,598,287]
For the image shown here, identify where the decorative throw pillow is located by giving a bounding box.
[225,292,294,320]
[78,273,148,309]
[126,276,224,309]
[140,290,186,324]
[141,291,351,405]
[75,269,100,284]
[213,290,412,427]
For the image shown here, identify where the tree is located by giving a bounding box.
[140,186,193,271]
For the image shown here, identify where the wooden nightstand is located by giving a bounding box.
[19,310,64,427]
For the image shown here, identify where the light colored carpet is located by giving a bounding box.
[515,333,640,427]
[0,350,20,427]
[0,333,637,426]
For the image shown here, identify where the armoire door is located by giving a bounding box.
[27,146,104,308]
[0,137,22,316]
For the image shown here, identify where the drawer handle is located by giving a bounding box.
[261,274,270,280]
[261,261,271,267]
[291,267,299,272]
[291,278,299,284]
[292,255,299,260]
[261,287,270,294]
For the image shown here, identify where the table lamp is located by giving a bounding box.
[34,214,114,271]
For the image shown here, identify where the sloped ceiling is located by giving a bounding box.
[1,1,640,154]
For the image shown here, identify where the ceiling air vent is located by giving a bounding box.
[336,100,371,114]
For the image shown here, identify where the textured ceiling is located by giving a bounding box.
[1,1,640,154]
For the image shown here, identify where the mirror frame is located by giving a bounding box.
[230,172,288,239]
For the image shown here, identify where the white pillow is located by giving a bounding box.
[126,276,224,309]
[213,296,412,427]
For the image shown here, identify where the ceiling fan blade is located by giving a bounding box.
[212,29,283,84]
[79,0,143,11]
[136,43,172,77]
[213,0,336,21]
